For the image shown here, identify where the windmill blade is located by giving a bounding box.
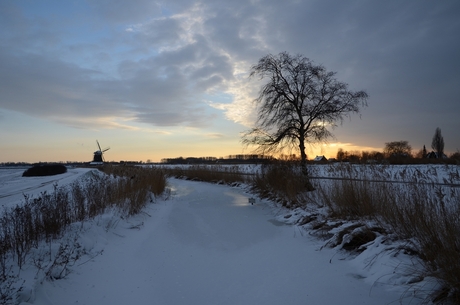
[102,147,110,152]
[96,140,102,152]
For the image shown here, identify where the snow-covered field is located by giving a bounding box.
[157,162,460,185]
[1,165,451,304]
[308,163,460,185]
[0,167,94,210]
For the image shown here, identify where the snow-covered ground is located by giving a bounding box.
[0,166,444,304]
[0,167,94,209]
[33,179,417,305]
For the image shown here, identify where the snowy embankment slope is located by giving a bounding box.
[0,167,94,209]
[32,178,414,305]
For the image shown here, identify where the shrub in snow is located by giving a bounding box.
[22,164,67,177]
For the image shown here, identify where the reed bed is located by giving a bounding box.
[0,166,166,281]
[249,162,310,207]
[256,162,460,303]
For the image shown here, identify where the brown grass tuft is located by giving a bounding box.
[250,162,311,207]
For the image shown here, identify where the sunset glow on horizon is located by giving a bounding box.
[1,1,459,163]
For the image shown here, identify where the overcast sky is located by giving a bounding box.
[1,0,459,162]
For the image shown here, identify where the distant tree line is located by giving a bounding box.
[334,148,460,164]
[161,155,274,164]
[334,127,460,164]
[0,160,147,167]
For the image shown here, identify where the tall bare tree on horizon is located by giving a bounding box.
[431,127,445,158]
[242,52,368,190]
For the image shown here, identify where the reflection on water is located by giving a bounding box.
[224,191,251,207]
[267,219,288,227]
[168,184,194,198]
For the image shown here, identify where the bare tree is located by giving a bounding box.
[431,127,445,158]
[336,148,347,161]
[383,140,412,158]
[242,52,368,188]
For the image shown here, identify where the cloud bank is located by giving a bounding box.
[1,0,459,152]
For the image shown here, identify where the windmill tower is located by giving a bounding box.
[90,140,110,164]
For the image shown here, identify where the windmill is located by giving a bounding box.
[90,140,110,164]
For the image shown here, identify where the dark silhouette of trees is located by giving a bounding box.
[384,141,412,158]
[242,52,368,188]
[22,164,67,177]
[451,150,460,162]
[431,127,445,158]
[336,148,346,161]
[415,145,427,159]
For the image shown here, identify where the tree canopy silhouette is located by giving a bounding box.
[384,140,412,157]
[431,127,445,158]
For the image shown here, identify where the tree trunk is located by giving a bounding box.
[299,140,315,192]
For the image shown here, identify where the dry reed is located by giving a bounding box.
[0,165,167,281]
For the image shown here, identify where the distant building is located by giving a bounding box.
[426,151,447,159]
[313,155,328,162]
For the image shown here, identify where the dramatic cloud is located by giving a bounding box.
[1,0,459,159]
